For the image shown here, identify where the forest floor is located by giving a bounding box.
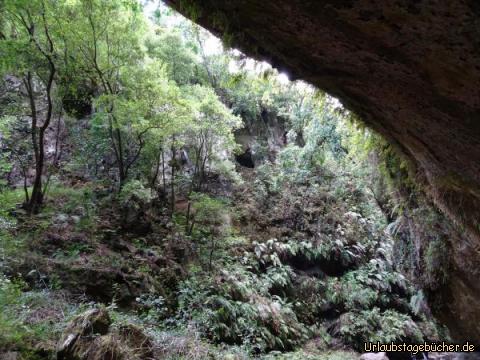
[0,165,443,359]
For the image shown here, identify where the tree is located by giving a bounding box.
[182,85,241,227]
[1,0,64,213]
[189,193,229,270]
[145,28,197,86]
[65,0,147,188]
[93,60,184,188]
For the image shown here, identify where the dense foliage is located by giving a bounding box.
[0,1,447,359]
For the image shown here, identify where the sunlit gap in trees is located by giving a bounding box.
[143,0,330,98]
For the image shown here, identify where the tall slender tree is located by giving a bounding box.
[1,0,62,213]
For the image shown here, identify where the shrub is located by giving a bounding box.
[119,180,153,205]
[176,267,309,353]
[338,308,423,350]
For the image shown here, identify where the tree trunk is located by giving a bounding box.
[161,149,166,193]
[23,72,50,214]
[209,234,216,271]
[185,201,192,233]
[115,125,126,189]
[20,164,29,206]
[151,144,162,190]
[29,129,46,214]
[22,10,56,214]
[170,136,176,217]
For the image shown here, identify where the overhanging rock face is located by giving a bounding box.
[165,0,480,341]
